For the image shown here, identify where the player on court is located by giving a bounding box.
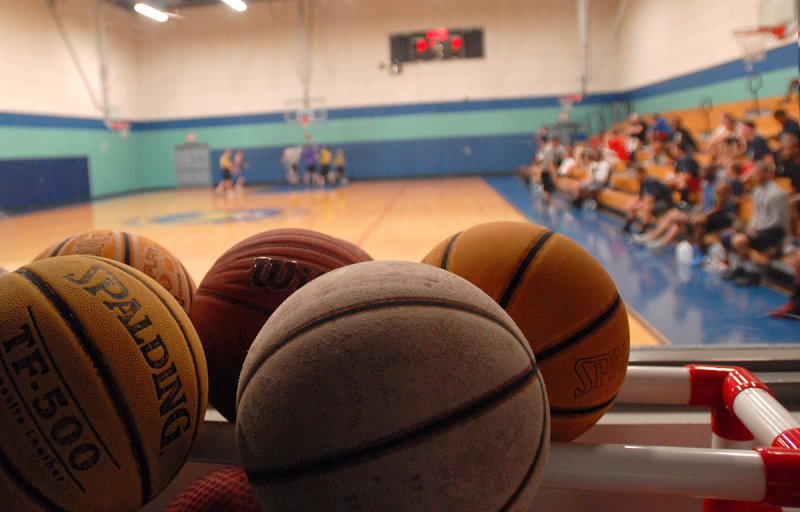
[331,148,348,185]
[318,145,332,187]
[216,148,234,196]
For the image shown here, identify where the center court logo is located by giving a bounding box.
[124,208,310,226]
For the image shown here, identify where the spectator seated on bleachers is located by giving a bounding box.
[693,161,746,259]
[626,112,649,156]
[741,119,773,165]
[775,134,800,237]
[632,164,719,253]
[621,165,675,235]
[705,112,744,166]
[649,113,673,143]
[769,248,800,320]
[773,109,800,142]
[665,142,701,205]
[720,160,791,287]
[570,149,612,209]
[603,129,631,168]
[671,116,699,155]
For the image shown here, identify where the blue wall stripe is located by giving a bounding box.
[629,43,797,100]
[0,112,105,130]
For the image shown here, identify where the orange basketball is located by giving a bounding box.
[34,230,195,314]
[0,256,207,512]
[423,221,629,441]
[237,261,549,511]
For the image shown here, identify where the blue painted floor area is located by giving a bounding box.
[486,176,800,346]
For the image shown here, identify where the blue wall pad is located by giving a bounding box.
[0,157,90,212]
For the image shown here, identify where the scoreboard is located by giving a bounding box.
[390,28,484,63]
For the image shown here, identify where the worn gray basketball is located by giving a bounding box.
[236,260,549,512]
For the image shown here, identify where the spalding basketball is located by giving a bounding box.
[191,228,372,421]
[237,261,549,511]
[0,256,207,512]
[167,466,261,512]
[423,222,629,441]
[34,230,196,314]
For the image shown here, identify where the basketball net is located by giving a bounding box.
[734,24,785,72]
[108,120,131,138]
[558,94,583,121]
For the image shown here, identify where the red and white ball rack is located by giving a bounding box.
[543,365,800,511]
[141,364,800,511]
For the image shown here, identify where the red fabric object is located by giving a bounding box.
[167,466,262,512]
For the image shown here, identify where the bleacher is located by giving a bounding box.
[551,93,799,287]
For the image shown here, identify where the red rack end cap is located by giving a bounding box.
[687,364,739,407]
[756,447,800,507]
[773,428,800,450]
[722,368,772,411]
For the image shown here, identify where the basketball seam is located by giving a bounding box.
[237,298,535,397]
[550,394,618,416]
[0,446,68,512]
[439,231,462,269]
[499,230,554,309]
[499,377,550,512]
[0,333,88,493]
[215,239,366,269]
[84,256,207,470]
[50,235,73,257]
[121,232,132,265]
[244,367,540,482]
[17,267,153,505]
[536,294,623,362]
[27,306,122,469]
[193,288,268,313]
[177,260,194,307]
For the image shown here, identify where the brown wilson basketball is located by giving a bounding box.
[0,256,207,512]
[34,230,196,315]
[190,228,372,421]
[237,261,549,511]
[423,221,630,441]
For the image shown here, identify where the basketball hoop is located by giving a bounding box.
[558,94,583,121]
[108,120,131,138]
[734,24,786,72]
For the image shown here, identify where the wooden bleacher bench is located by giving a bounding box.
[597,188,637,215]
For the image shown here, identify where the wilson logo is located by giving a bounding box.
[250,257,324,292]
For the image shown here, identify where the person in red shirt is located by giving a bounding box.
[604,129,630,165]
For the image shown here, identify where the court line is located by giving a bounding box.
[355,186,407,247]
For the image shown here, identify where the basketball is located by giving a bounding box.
[236,260,549,511]
[422,221,630,441]
[191,228,372,421]
[167,466,261,512]
[0,256,207,512]
[34,230,196,315]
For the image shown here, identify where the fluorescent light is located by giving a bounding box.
[221,0,247,12]
[134,3,169,23]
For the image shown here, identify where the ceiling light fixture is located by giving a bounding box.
[134,3,169,22]
[221,0,248,12]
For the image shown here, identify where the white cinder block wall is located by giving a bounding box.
[0,0,780,122]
